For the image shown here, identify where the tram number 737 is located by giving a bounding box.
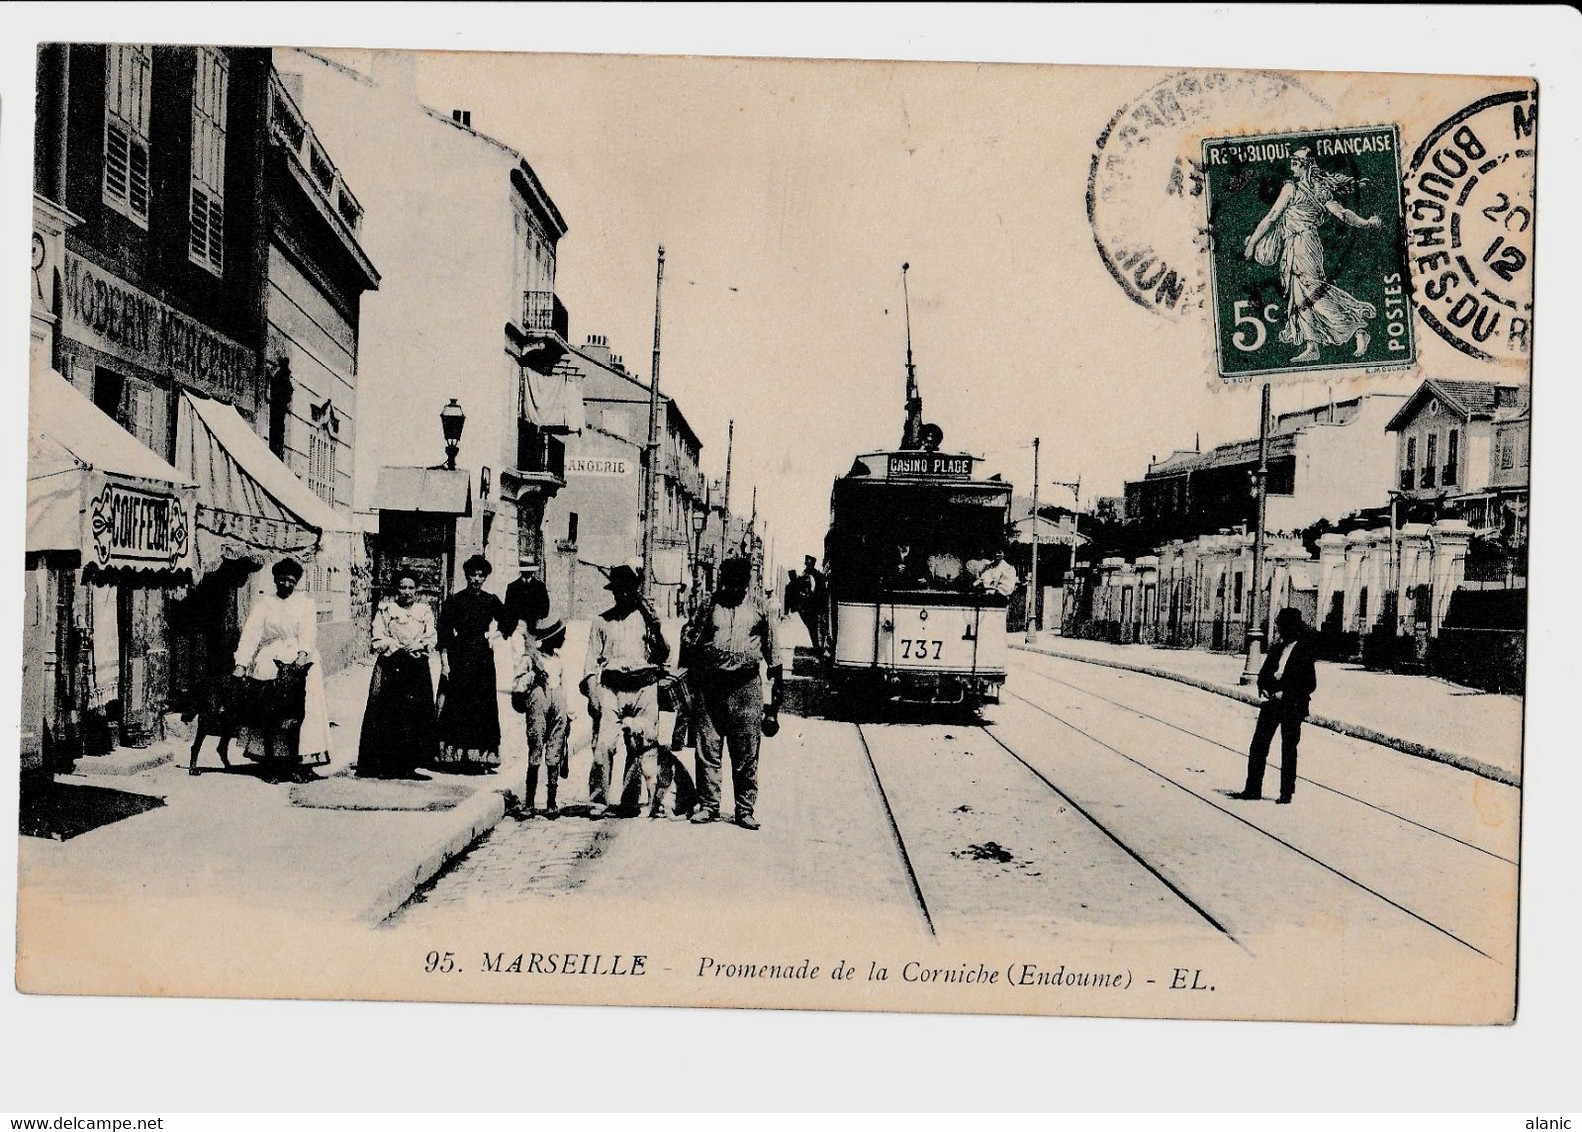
[898,638,944,661]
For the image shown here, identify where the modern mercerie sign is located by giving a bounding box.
[889,453,973,478]
[62,253,257,406]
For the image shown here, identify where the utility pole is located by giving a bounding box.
[1026,436,1041,642]
[719,418,734,566]
[900,262,923,450]
[1239,382,1272,685]
[641,245,665,602]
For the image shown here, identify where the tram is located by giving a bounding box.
[819,264,1014,707]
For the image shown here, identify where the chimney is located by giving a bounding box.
[611,355,624,372]
[582,334,613,366]
[451,109,472,128]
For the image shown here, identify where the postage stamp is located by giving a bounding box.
[1403,89,1537,367]
[1202,125,1412,381]
[1086,69,1329,322]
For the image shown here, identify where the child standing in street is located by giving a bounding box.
[513,618,571,819]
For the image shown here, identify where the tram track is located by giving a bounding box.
[851,718,1245,951]
[1015,658,1518,866]
[997,686,1497,962]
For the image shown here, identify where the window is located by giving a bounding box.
[1445,428,1460,486]
[308,423,336,505]
[1233,571,1244,615]
[188,48,228,274]
[566,512,579,545]
[1499,429,1517,470]
[1421,433,1437,488]
[103,45,153,225]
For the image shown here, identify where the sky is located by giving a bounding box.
[306,47,1461,566]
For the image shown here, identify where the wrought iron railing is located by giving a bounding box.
[268,72,364,234]
[522,290,569,339]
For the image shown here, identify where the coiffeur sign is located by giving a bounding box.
[89,481,191,570]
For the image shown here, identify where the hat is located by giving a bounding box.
[605,564,641,593]
[518,556,540,571]
[533,618,567,649]
[720,556,752,587]
[272,557,304,581]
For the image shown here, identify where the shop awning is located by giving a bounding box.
[27,367,198,583]
[371,466,472,515]
[1011,515,1087,546]
[176,390,353,568]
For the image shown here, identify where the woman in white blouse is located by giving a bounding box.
[357,570,440,778]
[232,558,331,780]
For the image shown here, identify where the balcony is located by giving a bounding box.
[1399,469,1415,491]
[268,72,375,284]
[506,290,571,369]
[1442,463,1459,488]
[517,425,565,480]
[1420,465,1437,489]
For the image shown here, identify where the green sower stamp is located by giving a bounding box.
[1204,125,1412,380]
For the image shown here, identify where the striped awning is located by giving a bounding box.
[176,390,352,569]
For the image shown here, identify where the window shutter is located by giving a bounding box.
[128,137,150,220]
[105,122,130,201]
[206,195,224,271]
[189,187,210,261]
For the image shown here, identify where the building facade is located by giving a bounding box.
[1386,379,1531,551]
[545,335,708,620]
[1124,393,1407,541]
[29,44,360,764]
[279,48,579,607]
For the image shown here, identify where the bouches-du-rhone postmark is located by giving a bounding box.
[1203,125,1412,381]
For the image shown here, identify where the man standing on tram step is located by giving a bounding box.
[683,555,782,830]
[798,554,826,652]
[1233,607,1318,805]
[581,564,669,818]
[500,556,551,641]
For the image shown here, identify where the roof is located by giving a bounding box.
[1385,379,1530,431]
[370,466,473,515]
[564,345,703,452]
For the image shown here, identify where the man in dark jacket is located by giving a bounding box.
[1233,607,1317,804]
[500,558,550,641]
[798,555,826,652]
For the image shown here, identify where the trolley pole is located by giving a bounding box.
[1239,382,1272,686]
[1026,436,1040,643]
[641,245,665,603]
[719,418,734,567]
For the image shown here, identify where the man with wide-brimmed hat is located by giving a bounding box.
[513,616,570,819]
[681,555,782,830]
[581,562,670,817]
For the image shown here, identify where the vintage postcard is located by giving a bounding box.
[16,43,1534,1026]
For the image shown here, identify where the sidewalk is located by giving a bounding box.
[1012,635,1524,787]
[19,618,701,924]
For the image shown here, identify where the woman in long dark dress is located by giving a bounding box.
[435,554,505,772]
[357,571,439,778]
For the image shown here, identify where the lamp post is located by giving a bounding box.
[690,509,707,613]
[440,398,466,470]
[1238,382,1271,686]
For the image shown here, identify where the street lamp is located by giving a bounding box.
[690,509,708,612]
[440,398,466,470]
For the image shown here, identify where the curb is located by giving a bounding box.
[358,787,509,925]
[1010,642,1520,789]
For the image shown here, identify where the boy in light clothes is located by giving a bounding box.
[513,618,570,819]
